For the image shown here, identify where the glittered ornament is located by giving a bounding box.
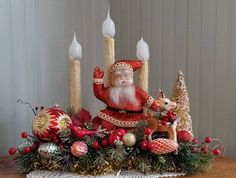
[149,138,178,155]
[38,143,60,158]
[32,107,72,140]
[70,141,88,157]
[122,133,136,147]
[18,141,32,153]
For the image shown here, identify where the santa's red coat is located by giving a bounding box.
[93,79,160,128]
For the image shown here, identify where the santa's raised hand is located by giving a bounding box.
[94,67,104,78]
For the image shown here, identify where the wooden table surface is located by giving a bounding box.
[1,156,236,178]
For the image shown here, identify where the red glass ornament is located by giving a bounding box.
[92,141,100,150]
[23,147,32,154]
[115,128,127,137]
[108,134,121,146]
[213,149,221,156]
[8,147,17,155]
[205,137,212,143]
[144,128,152,135]
[21,132,28,139]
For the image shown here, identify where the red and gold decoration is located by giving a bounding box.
[32,107,72,141]
[8,10,223,178]
[70,141,88,157]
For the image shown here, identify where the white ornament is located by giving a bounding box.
[69,32,82,60]
[102,10,116,37]
[136,37,149,60]
[122,133,136,147]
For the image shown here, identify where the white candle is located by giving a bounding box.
[69,32,82,113]
[103,10,115,87]
[136,37,149,92]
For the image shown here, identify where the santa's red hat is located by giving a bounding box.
[110,59,143,73]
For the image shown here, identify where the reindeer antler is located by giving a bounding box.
[153,89,166,98]
[158,89,166,98]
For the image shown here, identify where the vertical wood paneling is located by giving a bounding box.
[161,0,175,96]
[25,0,38,131]
[119,0,130,58]
[214,0,231,156]
[0,0,15,154]
[173,0,188,76]
[110,0,236,157]
[198,0,216,139]
[10,0,29,145]
[187,0,201,136]
[150,0,162,92]
[229,0,236,158]
[129,0,141,59]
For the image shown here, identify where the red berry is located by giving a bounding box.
[101,138,108,147]
[8,147,17,155]
[191,147,198,153]
[192,138,199,144]
[205,137,212,143]
[177,131,191,141]
[144,128,152,135]
[140,140,148,150]
[161,120,167,126]
[201,147,208,154]
[115,128,126,137]
[23,147,31,154]
[108,134,121,146]
[213,149,221,156]
[147,142,154,151]
[92,141,100,150]
[21,132,28,139]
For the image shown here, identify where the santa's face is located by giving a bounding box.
[112,67,134,87]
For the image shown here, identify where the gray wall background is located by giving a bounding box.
[0,0,236,157]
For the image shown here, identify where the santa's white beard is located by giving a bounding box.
[109,85,138,106]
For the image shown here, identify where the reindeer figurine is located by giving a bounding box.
[147,90,178,142]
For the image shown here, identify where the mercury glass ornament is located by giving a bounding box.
[38,143,59,158]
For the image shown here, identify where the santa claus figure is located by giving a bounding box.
[93,60,160,130]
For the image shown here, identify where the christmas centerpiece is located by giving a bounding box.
[8,11,223,177]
